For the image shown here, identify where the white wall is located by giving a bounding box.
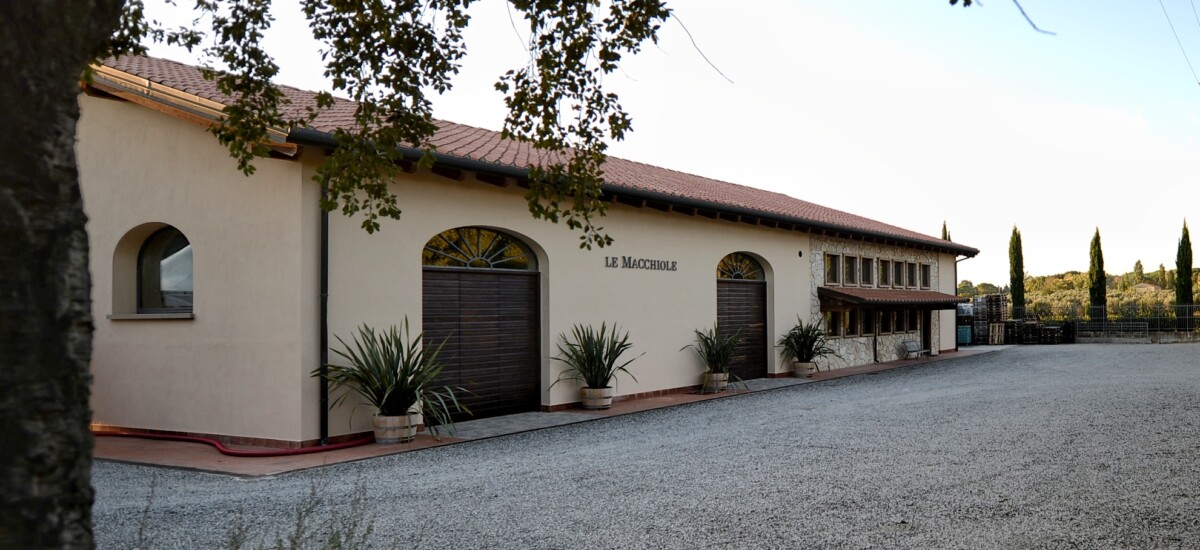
[938,252,959,352]
[80,96,314,443]
[80,93,968,443]
[325,171,814,436]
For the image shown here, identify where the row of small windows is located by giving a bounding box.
[825,253,931,290]
[824,308,922,338]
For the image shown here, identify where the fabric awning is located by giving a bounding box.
[818,287,966,309]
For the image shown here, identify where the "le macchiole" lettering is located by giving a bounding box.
[605,255,678,271]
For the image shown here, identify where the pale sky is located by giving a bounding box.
[140,0,1200,286]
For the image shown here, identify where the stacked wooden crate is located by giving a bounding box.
[972,297,989,345]
[974,294,1009,345]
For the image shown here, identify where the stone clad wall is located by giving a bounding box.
[809,237,942,370]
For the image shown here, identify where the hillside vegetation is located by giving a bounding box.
[959,266,1200,318]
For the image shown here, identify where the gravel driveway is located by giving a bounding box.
[93,344,1200,549]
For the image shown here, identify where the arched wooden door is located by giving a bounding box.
[422,227,540,421]
[716,253,768,381]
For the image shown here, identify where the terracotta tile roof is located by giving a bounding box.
[818,287,967,307]
[98,55,978,256]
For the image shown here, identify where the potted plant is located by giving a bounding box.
[682,324,741,393]
[777,317,839,378]
[313,318,468,444]
[551,322,641,409]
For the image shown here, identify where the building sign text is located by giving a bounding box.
[605,256,678,272]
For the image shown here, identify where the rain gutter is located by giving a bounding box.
[286,128,980,258]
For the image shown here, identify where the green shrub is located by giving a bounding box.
[314,318,467,432]
[551,323,641,390]
[777,317,838,367]
[681,324,741,374]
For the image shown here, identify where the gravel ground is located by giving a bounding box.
[93,344,1200,549]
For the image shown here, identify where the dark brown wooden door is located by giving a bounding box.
[717,279,768,380]
[423,269,540,421]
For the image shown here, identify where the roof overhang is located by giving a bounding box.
[84,64,299,157]
[84,59,982,258]
[289,129,980,258]
[818,286,967,310]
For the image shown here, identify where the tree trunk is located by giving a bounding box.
[0,2,123,548]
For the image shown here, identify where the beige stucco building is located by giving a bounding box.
[78,56,978,448]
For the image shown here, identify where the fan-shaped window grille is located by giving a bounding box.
[717,253,763,280]
[423,227,537,271]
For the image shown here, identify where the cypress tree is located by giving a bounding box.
[1176,221,1193,330]
[1009,226,1025,314]
[1088,228,1106,318]
[942,221,951,241]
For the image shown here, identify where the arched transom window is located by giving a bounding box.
[423,227,537,271]
[717,252,763,280]
[139,226,193,312]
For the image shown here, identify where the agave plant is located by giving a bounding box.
[777,317,839,368]
[314,318,467,433]
[551,322,642,390]
[681,324,741,374]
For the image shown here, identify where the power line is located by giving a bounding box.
[1158,0,1200,86]
[1011,0,1056,35]
[671,14,734,85]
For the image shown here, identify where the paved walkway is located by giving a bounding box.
[93,346,1005,476]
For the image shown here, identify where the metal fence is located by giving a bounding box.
[1011,304,1199,336]
[959,298,1199,345]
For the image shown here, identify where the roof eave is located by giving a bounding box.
[289,127,979,257]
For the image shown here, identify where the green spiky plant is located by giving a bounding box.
[551,323,642,390]
[314,318,467,436]
[777,317,839,371]
[681,324,741,375]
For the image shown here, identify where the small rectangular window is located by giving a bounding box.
[921,264,932,289]
[879,310,893,333]
[896,309,908,332]
[894,262,905,288]
[847,308,860,336]
[861,258,874,286]
[907,263,918,289]
[826,311,843,337]
[844,256,858,285]
[879,260,891,286]
[861,308,875,335]
[826,253,841,284]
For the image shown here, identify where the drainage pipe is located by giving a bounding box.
[319,189,330,446]
[94,431,372,458]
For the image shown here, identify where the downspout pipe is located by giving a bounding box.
[320,189,330,446]
[873,310,879,363]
